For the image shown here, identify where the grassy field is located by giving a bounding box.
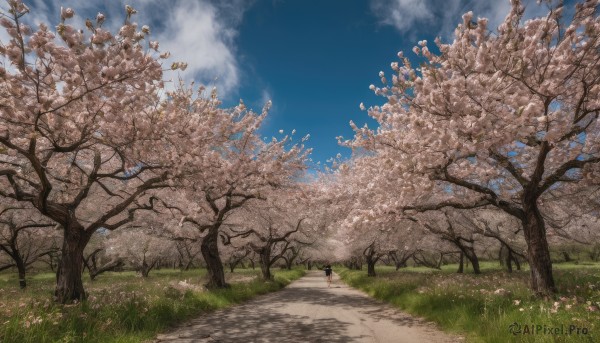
[339,261,600,343]
[0,267,305,343]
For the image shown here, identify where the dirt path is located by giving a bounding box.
[155,271,461,343]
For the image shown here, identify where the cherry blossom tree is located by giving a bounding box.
[0,2,197,302]
[223,187,314,280]
[221,244,252,273]
[83,231,124,280]
[105,228,175,277]
[173,238,203,271]
[459,208,526,272]
[175,120,309,288]
[345,0,600,296]
[321,155,430,276]
[0,203,59,288]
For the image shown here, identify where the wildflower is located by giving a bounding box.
[493,288,508,295]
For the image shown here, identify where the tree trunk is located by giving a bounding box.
[468,252,480,274]
[15,257,26,289]
[462,247,480,274]
[89,260,123,281]
[506,249,513,273]
[457,252,464,274]
[183,260,193,271]
[141,265,151,277]
[395,260,407,270]
[201,229,228,288]
[140,258,156,278]
[521,202,556,296]
[47,253,57,272]
[513,254,521,270]
[55,226,90,303]
[367,259,376,277]
[259,249,272,280]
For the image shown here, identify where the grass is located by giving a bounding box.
[0,267,305,343]
[339,262,600,343]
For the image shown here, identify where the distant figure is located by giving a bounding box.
[324,264,333,287]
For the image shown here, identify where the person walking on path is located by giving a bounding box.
[324,264,333,287]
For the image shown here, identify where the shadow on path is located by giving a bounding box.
[155,272,458,343]
[156,303,360,342]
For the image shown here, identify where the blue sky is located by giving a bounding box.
[14,0,556,165]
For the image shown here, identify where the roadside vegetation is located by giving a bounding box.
[339,262,600,343]
[0,268,304,343]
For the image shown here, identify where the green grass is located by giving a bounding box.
[339,262,600,343]
[0,267,305,343]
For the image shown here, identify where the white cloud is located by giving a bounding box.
[370,0,433,33]
[370,0,550,38]
[156,1,240,95]
[0,0,247,97]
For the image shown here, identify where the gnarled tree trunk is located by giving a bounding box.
[55,226,91,303]
[363,243,380,277]
[15,256,26,289]
[457,252,464,274]
[259,246,273,280]
[461,246,480,274]
[521,205,555,296]
[366,259,377,277]
[201,228,228,288]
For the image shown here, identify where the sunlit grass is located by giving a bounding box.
[0,267,305,343]
[339,262,600,343]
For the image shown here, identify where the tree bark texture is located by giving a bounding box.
[201,229,228,288]
[55,226,90,303]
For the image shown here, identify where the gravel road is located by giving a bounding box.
[154,271,461,342]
